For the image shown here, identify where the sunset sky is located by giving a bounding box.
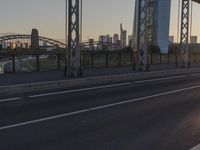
[0,0,200,42]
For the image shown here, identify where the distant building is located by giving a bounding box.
[113,34,119,44]
[128,35,134,47]
[134,0,171,53]
[99,35,112,44]
[190,36,198,44]
[98,35,112,51]
[31,28,39,49]
[169,36,174,44]
[120,24,127,48]
[88,39,95,50]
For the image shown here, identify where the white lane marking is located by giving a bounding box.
[29,82,132,98]
[0,97,22,103]
[134,75,187,84]
[190,73,200,77]
[28,73,200,98]
[190,144,200,150]
[1,84,200,131]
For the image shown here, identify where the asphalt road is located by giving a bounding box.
[1,74,200,150]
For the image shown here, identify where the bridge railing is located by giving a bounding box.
[1,51,200,74]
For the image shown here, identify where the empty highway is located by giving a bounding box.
[1,73,200,150]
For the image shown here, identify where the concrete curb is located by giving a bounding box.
[1,67,200,94]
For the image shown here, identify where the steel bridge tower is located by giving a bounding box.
[66,0,81,77]
[180,0,190,67]
[134,0,190,70]
[134,0,158,71]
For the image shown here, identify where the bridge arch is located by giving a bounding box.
[0,34,66,49]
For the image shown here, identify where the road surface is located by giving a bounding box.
[1,73,200,150]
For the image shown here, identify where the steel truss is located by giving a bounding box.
[67,0,81,77]
[180,0,190,67]
[136,0,149,71]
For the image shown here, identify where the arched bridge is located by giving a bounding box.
[0,34,66,49]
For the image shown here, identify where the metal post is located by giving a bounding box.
[119,52,122,66]
[105,52,108,67]
[160,53,162,64]
[57,54,61,71]
[136,0,149,71]
[180,0,190,67]
[67,0,81,77]
[168,53,170,64]
[150,53,153,65]
[36,54,40,72]
[12,54,15,73]
[91,53,94,68]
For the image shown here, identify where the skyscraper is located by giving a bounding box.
[120,24,127,49]
[133,0,171,53]
[157,0,171,53]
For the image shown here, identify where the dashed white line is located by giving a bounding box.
[1,84,200,131]
[189,73,200,77]
[0,97,22,103]
[28,82,132,98]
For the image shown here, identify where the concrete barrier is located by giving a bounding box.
[1,67,200,94]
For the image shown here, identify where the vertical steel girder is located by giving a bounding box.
[137,0,149,71]
[67,0,81,77]
[147,0,157,46]
[180,0,190,67]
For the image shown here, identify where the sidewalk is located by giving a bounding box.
[0,64,199,87]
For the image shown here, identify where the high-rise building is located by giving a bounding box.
[120,24,127,48]
[113,34,119,44]
[31,28,39,49]
[133,0,171,53]
[190,36,198,44]
[99,35,112,44]
[157,0,171,53]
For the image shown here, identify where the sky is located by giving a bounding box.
[0,0,200,42]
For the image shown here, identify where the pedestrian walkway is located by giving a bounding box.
[0,64,199,86]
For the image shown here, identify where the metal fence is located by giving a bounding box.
[1,51,200,73]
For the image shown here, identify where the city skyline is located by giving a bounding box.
[0,0,200,42]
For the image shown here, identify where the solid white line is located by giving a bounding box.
[28,82,132,98]
[28,73,200,98]
[190,144,200,150]
[134,75,187,84]
[1,84,200,131]
[0,97,22,103]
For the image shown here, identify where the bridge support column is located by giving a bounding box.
[180,0,190,67]
[67,0,81,77]
[136,0,149,71]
